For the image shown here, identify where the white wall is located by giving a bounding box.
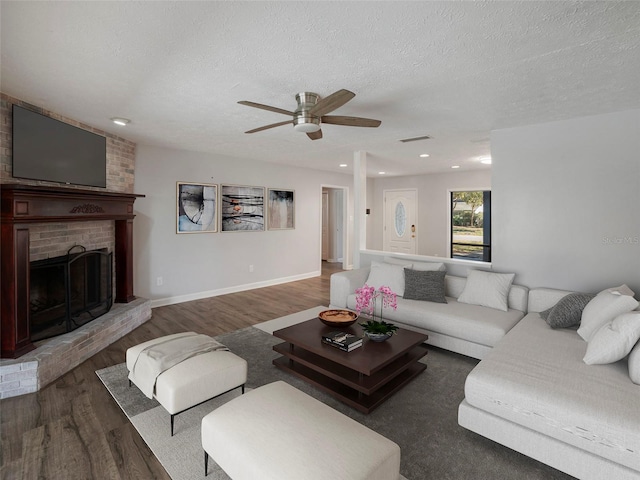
[367,170,491,257]
[133,145,353,306]
[492,109,640,294]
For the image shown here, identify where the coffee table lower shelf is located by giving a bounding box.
[273,348,427,414]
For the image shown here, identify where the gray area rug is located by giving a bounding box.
[97,323,575,480]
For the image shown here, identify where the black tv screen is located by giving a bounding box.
[12,105,107,188]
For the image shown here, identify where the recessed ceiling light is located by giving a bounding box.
[111,117,130,126]
[419,154,430,158]
[339,164,348,168]
[451,165,460,169]
[479,156,492,164]
[378,171,386,175]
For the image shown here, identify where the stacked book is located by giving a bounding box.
[322,331,363,352]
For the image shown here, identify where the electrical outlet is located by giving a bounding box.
[249,265,254,273]
[156,276,163,286]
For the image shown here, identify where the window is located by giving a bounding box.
[394,201,406,237]
[450,190,491,262]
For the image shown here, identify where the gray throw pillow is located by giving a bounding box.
[539,293,596,329]
[403,269,447,303]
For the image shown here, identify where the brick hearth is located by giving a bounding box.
[0,297,151,399]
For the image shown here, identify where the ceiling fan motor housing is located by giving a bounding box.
[294,92,321,132]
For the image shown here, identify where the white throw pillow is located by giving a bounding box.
[365,261,406,297]
[583,312,640,365]
[457,270,515,312]
[411,262,446,272]
[629,340,640,385]
[577,285,639,341]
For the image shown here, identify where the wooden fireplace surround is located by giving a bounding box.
[1,184,145,358]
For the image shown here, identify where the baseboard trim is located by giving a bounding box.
[150,270,321,309]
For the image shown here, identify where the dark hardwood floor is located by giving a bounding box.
[0,262,343,480]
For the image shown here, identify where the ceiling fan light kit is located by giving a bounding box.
[239,89,381,140]
[293,115,321,133]
[293,120,321,133]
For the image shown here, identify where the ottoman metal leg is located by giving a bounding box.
[204,450,209,476]
[170,383,246,436]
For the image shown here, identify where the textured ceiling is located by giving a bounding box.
[2,1,639,177]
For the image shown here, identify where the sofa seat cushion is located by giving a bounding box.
[346,295,524,348]
[464,314,640,472]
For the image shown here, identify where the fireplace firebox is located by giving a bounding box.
[30,246,113,342]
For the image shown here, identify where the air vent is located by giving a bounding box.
[399,135,431,143]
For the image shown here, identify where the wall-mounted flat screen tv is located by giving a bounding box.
[12,105,107,188]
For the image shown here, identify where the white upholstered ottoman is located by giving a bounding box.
[126,333,248,435]
[201,381,401,480]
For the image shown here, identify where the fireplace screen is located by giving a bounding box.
[30,246,113,342]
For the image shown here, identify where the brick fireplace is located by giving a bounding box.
[1,183,145,357]
[0,93,151,398]
[0,185,152,398]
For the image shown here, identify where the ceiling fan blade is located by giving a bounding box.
[238,101,294,117]
[309,89,355,116]
[321,115,381,128]
[306,129,323,140]
[245,120,293,134]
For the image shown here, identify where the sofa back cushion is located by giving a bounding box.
[528,287,577,313]
[457,271,516,312]
[383,257,446,271]
[365,261,406,296]
[383,256,413,267]
[445,275,467,298]
[445,275,528,312]
[412,261,446,271]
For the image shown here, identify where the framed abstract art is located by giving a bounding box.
[267,188,295,230]
[176,182,217,233]
[220,184,265,232]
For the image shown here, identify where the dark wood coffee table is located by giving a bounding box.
[272,318,428,414]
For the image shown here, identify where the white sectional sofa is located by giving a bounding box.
[459,287,640,480]
[331,261,640,479]
[330,261,528,360]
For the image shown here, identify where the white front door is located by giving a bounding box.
[383,189,417,254]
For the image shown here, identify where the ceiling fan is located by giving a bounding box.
[238,89,381,140]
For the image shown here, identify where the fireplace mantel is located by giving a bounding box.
[1,184,145,358]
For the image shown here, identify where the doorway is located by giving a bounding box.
[383,189,417,254]
[321,186,348,270]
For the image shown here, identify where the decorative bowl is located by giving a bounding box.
[364,331,394,342]
[318,309,359,328]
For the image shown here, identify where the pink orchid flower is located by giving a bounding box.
[355,284,397,320]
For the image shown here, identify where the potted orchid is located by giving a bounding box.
[354,284,399,341]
